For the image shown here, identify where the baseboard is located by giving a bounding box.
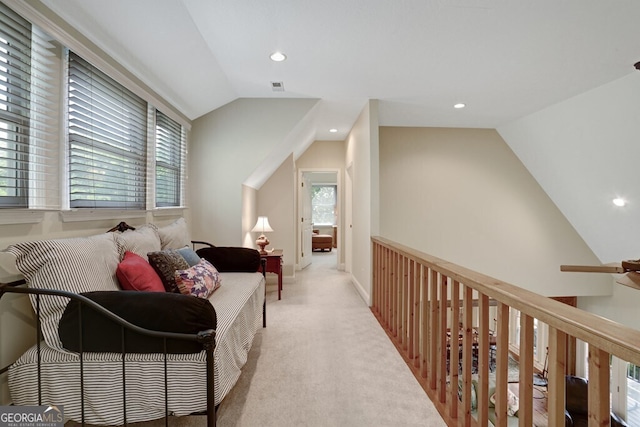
[338,263,345,271]
[350,275,370,306]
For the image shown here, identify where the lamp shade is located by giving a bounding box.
[251,216,274,234]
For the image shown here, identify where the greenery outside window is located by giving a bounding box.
[0,4,60,210]
[1,2,186,217]
[67,51,148,209]
[155,110,184,207]
[311,184,336,226]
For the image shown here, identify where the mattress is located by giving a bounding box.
[8,272,265,425]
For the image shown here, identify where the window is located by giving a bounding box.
[155,110,184,207]
[0,5,60,209]
[67,51,148,209]
[0,2,186,216]
[311,184,336,225]
[0,6,29,208]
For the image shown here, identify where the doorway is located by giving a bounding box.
[297,169,340,270]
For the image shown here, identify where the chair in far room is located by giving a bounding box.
[312,230,333,252]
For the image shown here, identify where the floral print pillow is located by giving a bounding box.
[174,259,221,298]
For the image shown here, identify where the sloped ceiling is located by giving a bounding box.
[39,0,640,136]
[35,0,640,264]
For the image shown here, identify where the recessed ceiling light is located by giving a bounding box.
[329,128,338,133]
[613,198,626,207]
[454,103,466,109]
[270,52,287,62]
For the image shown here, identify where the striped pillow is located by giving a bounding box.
[8,233,121,349]
[115,224,161,261]
[157,218,190,250]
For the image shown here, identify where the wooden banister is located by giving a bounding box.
[371,236,640,426]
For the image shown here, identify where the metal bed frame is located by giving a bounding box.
[0,279,217,427]
[1,254,266,427]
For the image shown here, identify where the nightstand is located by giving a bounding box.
[260,249,283,300]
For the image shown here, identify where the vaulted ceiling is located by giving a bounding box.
[37,0,640,264]
[40,0,639,139]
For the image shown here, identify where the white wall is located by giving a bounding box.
[241,185,258,249]
[378,126,610,297]
[295,140,346,266]
[345,100,378,303]
[256,155,296,277]
[188,98,318,246]
[497,72,640,328]
[498,72,640,265]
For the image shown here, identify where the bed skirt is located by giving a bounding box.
[8,272,265,425]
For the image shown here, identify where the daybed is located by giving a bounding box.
[0,219,265,426]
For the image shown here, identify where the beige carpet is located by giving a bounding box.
[214,251,445,427]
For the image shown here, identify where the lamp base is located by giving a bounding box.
[256,235,269,255]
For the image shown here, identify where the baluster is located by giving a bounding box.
[494,302,509,427]
[548,327,567,427]
[518,313,535,426]
[438,273,448,403]
[461,285,473,426]
[420,264,429,377]
[449,279,460,419]
[429,268,438,390]
[477,294,490,426]
[408,259,415,360]
[588,345,610,427]
[399,255,406,349]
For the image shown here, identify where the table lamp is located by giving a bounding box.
[251,216,273,254]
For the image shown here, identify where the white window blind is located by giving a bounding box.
[68,51,148,209]
[0,4,60,209]
[155,109,184,207]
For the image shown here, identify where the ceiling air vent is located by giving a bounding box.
[271,81,285,92]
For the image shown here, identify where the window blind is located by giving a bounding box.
[155,109,184,207]
[0,4,60,209]
[68,51,148,209]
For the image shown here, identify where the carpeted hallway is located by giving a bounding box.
[214,250,446,427]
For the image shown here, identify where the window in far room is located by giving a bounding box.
[311,184,336,226]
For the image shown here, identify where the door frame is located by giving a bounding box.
[296,168,342,270]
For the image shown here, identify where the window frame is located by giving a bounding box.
[0,0,190,223]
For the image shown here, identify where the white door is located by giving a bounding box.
[299,173,313,269]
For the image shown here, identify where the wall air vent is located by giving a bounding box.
[271,81,285,92]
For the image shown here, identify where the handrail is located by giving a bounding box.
[371,236,640,427]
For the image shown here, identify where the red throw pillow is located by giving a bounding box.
[116,251,165,292]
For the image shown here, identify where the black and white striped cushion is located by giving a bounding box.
[157,218,190,250]
[8,272,266,425]
[7,233,121,349]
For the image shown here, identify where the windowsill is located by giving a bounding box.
[152,207,187,217]
[60,207,186,222]
[0,209,47,225]
[0,207,186,225]
[60,209,148,223]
